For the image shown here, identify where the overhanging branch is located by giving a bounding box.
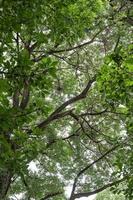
[38,76,96,128]
[69,144,119,199]
[47,30,102,54]
[33,30,102,62]
[73,176,127,199]
[40,191,63,200]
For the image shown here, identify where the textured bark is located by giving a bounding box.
[0,169,12,200]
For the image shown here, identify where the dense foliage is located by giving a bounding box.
[96,188,125,200]
[0,0,133,199]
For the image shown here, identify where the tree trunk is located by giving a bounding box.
[0,169,12,200]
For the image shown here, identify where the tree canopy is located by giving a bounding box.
[96,188,125,200]
[0,0,133,199]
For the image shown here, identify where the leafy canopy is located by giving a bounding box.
[0,0,133,200]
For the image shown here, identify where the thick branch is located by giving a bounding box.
[13,89,20,108]
[38,77,96,128]
[0,170,12,199]
[72,176,127,199]
[20,79,30,109]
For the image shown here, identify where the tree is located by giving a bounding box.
[0,0,133,199]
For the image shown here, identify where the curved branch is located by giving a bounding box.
[69,144,119,199]
[72,176,127,199]
[38,76,96,128]
[40,191,63,200]
[48,30,102,53]
[33,30,102,62]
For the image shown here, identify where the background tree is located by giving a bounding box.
[0,0,132,199]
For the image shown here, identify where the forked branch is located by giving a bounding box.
[38,76,96,128]
[69,144,119,199]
